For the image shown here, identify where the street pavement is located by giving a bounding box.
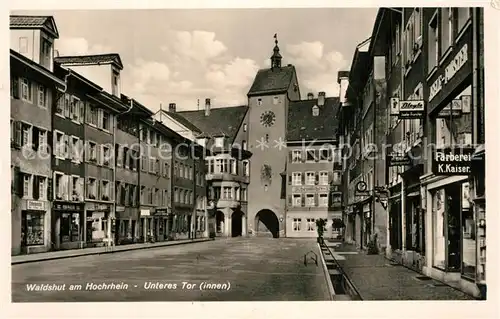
[328,242,475,300]
[12,237,330,302]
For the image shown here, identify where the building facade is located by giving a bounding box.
[10,16,64,255]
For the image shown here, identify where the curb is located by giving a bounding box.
[12,238,213,265]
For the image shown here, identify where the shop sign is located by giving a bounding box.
[292,185,329,193]
[53,202,84,211]
[86,203,110,211]
[116,206,125,212]
[432,147,474,175]
[140,209,150,216]
[388,153,411,167]
[437,95,471,118]
[155,208,169,215]
[390,98,425,119]
[429,44,468,102]
[27,200,45,211]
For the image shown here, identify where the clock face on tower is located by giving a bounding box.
[260,110,276,127]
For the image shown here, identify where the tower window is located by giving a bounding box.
[273,96,279,105]
[257,98,262,106]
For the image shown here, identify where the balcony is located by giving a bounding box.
[216,198,241,209]
[205,172,249,184]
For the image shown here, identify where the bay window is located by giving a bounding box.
[22,211,45,246]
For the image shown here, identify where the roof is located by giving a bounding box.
[54,54,124,70]
[346,39,372,101]
[10,15,59,38]
[164,111,202,133]
[286,97,340,142]
[176,106,249,142]
[10,49,64,86]
[247,65,296,97]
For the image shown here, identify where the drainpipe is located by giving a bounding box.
[400,8,406,254]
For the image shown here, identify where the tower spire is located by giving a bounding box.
[271,33,282,69]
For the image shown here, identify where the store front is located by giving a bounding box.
[21,200,50,254]
[115,206,138,245]
[53,202,84,250]
[85,203,111,247]
[154,208,170,242]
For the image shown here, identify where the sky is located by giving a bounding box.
[13,8,378,112]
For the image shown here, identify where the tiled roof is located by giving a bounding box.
[247,65,296,96]
[10,15,59,37]
[286,97,340,142]
[54,54,124,70]
[176,106,249,142]
[164,111,202,133]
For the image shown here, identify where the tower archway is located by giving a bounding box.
[254,209,280,238]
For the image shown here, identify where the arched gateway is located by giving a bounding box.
[254,209,280,238]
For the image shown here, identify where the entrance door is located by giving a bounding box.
[446,183,461,271]
[231,211,244,237]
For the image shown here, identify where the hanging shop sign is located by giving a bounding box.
[140,209,151,216]
[432,147,475,175]
[387,153,411,167]
[390,98,425,119]
[429,44,468,102]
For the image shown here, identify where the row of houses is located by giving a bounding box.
[9,15,228,255]
[336,7,485,298]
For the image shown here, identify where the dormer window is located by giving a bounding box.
[215,137,224,147]
[312,105,319,116]
[112,69,120,96]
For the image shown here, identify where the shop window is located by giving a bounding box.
[22,212,44,246]
[461,182,476,280]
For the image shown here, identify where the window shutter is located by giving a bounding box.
[68,176,74,200]
[47,178,53,201]
[12,77,20,99]
[301,151,306,163]
[288,175,292,185]
[301,173,305,185]
[314,149,319,162]
[115,144,122,166]
[78,101,84,123]
[287,195,292,206]
[288,151,292,162]
[98,109,103,128]
[33,175,39,200]
[32,127,39,151]
[97,180,102,200]
[315,172,319,185]
[328,171,333,185]
[14,121,22,147]
[314,193,318,207]
[97,144,102,165]
[13,167,21,195]
[301,194,305,207]
[79,178,84,201]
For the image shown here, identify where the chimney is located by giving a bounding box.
[205,98,211,116]
[337,71,350,104]
[169,103,176,113]
[318,91,326,106]
[307,92,314,100]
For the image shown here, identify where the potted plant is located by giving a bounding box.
[315,218,327,244]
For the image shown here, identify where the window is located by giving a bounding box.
[230,159,236,174]
[242,140,247,150]
[71,137,80,162]
[306,172,315,186]
[319,148,331,161]
[87,178,97,199]
[457,8,471,34]
[23,174,32,198]
[223,187,232,200]
[312,105,319,116]
[20,122,32,148]
[174,188,179,203]
[101,110,110,131]
[319,193,328,207]
[70,176,82,201]
[440,8,453,57]
[293,218,302,231]
[293,194,302,207]
[292,172,302,186]
[54,173,65,200]
[100,180,110,201]
[273,96,279,105]
[307,219,316,231]
[37,85,47,108]
[60,212,81,243]
[19,37,28,53]
[306,194,315,207]
[40,38,52,69]
[257,98,262,106]
[88,141,97,163]
[163,162,169,177]
[86,104,98,126]
[22,211,45,246]
[242,189,248,201]
[306,149,316,162]
[215,137,224,147]
[38,176,47,200]
[291,150,302,163]
[319,172,329,185]
[21,78,32,102]
[112,70,120,96]
[54,131,65,158]
[243,123,247,132]
[432,188,446,269]
[102,145,111,166]
[395,24,401,56]
[333,171,341,184]
[243,161,249,176]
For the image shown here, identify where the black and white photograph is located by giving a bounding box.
[4,1,497,316]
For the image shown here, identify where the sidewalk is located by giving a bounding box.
[327,242,476,300]
[12,238,212,265]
